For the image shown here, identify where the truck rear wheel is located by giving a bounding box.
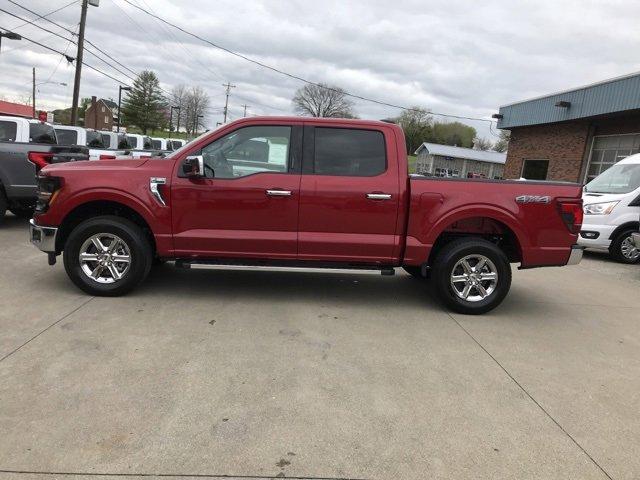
[432,237,511,315]
[609,229,640,264]
[10,206,35,218]
[63,216,153,296]
[402,265,425,279]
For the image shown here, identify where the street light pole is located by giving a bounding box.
[32,67,36,118]
[117,85,131,132]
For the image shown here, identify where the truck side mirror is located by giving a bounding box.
[183,155,205,178]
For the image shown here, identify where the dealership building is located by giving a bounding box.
[414,142,506,179]
[496,72,640,183]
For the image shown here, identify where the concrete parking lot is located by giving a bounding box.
[0,215,639,480]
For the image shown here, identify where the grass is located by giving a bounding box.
[408,155,417,174]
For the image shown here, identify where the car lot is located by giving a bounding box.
[0,215,639,480]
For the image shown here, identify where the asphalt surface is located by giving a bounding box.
[1,215,639,480]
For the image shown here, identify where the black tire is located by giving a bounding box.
[609,229,640,264]
[9,206,35,218]
[0,188,7,225]
[63,216,153,296]
[402,265,425,279]
[432,237,512,315]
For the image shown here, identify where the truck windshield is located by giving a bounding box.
[30,123,57,144]
[585,163,640,194]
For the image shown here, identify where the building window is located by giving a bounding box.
[586,134,640,182]
[105,115,109,124]
[521,159,549,180]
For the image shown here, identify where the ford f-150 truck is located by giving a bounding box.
[0,115,88,223]
[29,117,584,314]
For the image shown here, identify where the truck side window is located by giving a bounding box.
[101,134,111,148]
[30,123,57,145]
[0,121,17,142]
[313,128,386,176]
[201,126,291,179]
[86,131,105,148]
[55,129,78,145]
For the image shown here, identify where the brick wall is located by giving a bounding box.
[503,121,591,182]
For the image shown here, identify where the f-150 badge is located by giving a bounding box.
[516,195,551,204]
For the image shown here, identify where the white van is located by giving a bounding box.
[579,154,640,263]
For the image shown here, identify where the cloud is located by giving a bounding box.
[2,0,640,139]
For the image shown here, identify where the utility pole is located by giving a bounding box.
[241,104,249,117]
[32,67,36,118]
[222,82,235,123]
[70,0,89,126]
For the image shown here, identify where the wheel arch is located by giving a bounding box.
[423,207,526,267]
[56,199,156,255]
[608,221,640,241]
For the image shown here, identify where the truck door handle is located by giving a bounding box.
[366,193,392,200]
[266,189,292,197]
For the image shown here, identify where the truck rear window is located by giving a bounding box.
[55,129,78,145]
[313,128,386,176]
[0,120,17,142]
[151,139,162,150]
[101,133,111,147]
[86,131,105,148]
[30,123,57,144]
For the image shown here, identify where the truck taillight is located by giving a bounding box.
[28,151,54,171]
[557,199,583,234]
[99,154,117,160]
[35,175,62,213]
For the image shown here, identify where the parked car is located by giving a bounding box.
[579,154,640,263]
[99,131,134,151]
[54,125,128,160]
[124,133,163,158]
[0,115,88,223]
[151,137,175,152]
[167,138,186,150]
[29,116,583,314]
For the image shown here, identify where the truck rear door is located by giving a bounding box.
[297,124,400,263]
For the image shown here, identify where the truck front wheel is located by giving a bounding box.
[432,238,512,315]
[609,229,640,264]
[63,216,153,296]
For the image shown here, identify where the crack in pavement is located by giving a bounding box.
[0,297,95,364]
[0,470,369,480]
[447,312,614,480]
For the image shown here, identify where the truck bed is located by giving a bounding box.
[404,176,583,268]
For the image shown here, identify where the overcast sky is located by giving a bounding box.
[1,0,640,139]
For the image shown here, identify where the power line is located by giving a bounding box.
[8,0,79,30]
[120,0,496,125]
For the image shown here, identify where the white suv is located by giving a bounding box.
[579,154,640,263]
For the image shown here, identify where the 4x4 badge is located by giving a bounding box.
[516,195,551,204]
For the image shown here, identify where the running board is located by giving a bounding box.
[174,259,395,276]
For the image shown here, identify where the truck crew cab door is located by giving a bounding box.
[298,124,401,263]
[171,123,302,259]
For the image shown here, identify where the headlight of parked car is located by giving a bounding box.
[583,201,619,215]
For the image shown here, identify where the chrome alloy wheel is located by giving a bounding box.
[620,235,640,260]
[450,254,498,302]
[79,233,131,284]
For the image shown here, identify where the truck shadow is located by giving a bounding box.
[141,264,439,310]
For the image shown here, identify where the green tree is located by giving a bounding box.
[121,71,167,134]
[493,129,510,152]
[430,121,476,148]
[394,107,432,155]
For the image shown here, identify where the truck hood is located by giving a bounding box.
[582,191,624,205]
[43,158,149,173]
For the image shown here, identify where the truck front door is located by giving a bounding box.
[171,124,302,259]
[297,125,401,263]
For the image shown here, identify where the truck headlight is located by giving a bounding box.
[35,175,62,213]
[583,201,619,215]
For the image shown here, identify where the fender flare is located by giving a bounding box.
[59,188,159,231]
[422,204,529,252]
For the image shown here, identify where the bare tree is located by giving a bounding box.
[182,86,209,135]
[292,83,356,118]
[473,136,493,151]
[493,130,510,152]
[171,84,188,133]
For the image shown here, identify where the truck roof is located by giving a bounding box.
[230,116,393,127]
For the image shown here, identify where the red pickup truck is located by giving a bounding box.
[30,117,583,314]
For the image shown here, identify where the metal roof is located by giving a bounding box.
[497,72,640,129]
[415,142,506,164]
